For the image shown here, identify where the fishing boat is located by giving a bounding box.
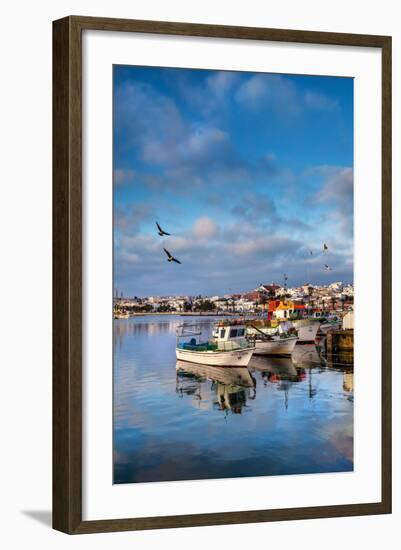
[241,321,298,356]
[114,311,130,319]
[291,319,320,342]
[247,324,297,356]
[176,321,255,367]
[253,335,298,356]
[246,318,319,343]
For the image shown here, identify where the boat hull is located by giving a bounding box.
[176,347,254,367]
[292,321,320,343]
[254,337,298,356]
[247,320,319,343]
[319,322,341,333]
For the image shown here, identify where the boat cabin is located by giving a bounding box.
[212,324,246,341]
[212,323,249,351]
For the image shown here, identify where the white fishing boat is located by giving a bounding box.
[253,335,298,356]
[176,322,255,367]
[245,322,297,355]
[114,311,130,319]
[290,319,320,342]
[246,318,319,343]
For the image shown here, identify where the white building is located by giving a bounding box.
[233,298,256,312]
[342,310,354,329]
[214,299,230,311]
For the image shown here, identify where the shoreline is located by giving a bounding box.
[114,311,237,318]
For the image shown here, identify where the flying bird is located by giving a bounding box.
[323,243,328,251]
[156,221,171,237]
[163,247,181,264]
[324,264,332,271]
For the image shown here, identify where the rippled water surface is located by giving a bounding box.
[114,315,353,484]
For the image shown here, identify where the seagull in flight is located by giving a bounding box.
[163,247,181,264]
[323,243,328,251]
[156,221,170,237]
[324,264,332,271]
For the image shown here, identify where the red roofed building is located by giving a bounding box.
[267,300,306,320]
[243,291,262,302]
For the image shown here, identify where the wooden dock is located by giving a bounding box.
[326,329,354,353]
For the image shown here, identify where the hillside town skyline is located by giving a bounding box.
[114,280,354,314]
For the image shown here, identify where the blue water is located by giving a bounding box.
[113,315,353,484]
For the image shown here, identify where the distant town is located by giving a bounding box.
[113,281,354,317]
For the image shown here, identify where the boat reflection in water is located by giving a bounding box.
[292,344,325,370]
[176,360,256,415]
[249,343,353,406]
[249,354,307,408]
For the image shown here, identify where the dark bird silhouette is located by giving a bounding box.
[156,221,170,237]
[163,247,181,264]
[324,264,332,271]
[323,243,328,251]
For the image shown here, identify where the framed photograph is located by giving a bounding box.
[53,16,392,534]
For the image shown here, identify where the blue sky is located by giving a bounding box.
[113,65,353,297]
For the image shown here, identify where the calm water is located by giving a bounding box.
[114,315,353,484]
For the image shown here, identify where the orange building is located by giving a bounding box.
[267,300,306,320]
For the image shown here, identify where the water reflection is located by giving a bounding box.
[114,316,353,484]
[176,361,256,415]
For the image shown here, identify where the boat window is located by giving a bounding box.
[220,329,226,338]
[230,328,238,337]
[237,328,245,337]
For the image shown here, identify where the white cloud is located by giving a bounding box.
[206,71,238,100]
[315,167,353,211]
[313,166,354,238]
[304,91,339,110]
[229,236,298,257]
[165,236,192,252]
[264,152,276,162]
[114,168,136,185]
[185,127,228,158]
[235,74,270,104]
[235,74,298,113]
[235,74,339,115]
[232,192,279,225]
[192,217,219,240]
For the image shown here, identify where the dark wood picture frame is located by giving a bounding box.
[53,15,392,534]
